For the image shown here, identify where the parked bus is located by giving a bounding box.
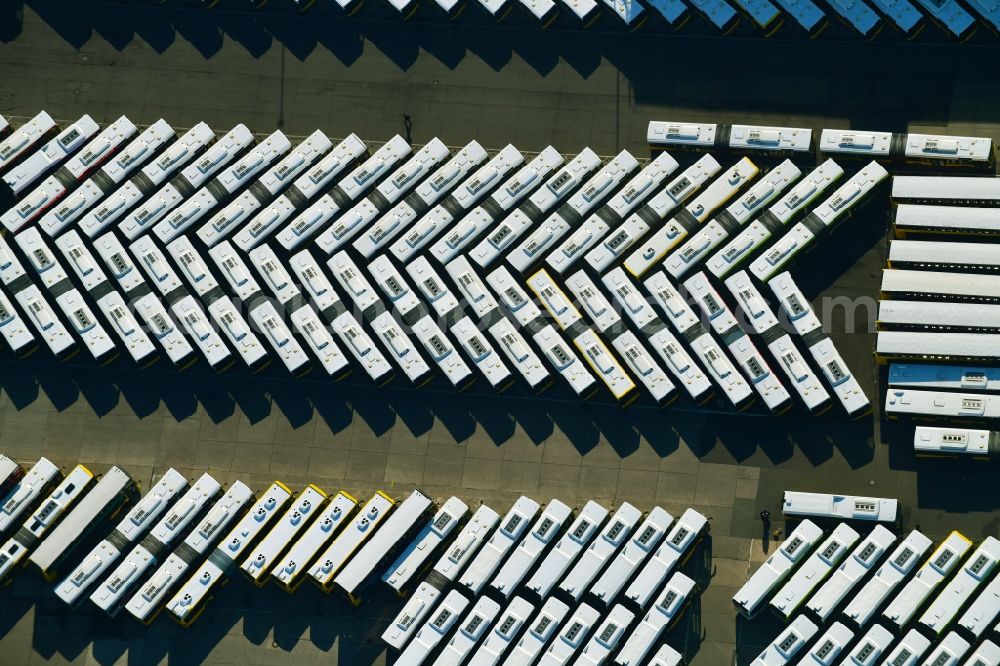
[383,496,468,595]
[507,597,571,666]
[270,492,357,593]
[748,614,818,666]
[382,582,441,651]
[914,425,1000,458]
[614,572,697,666]
[804,525,896,623]
[467,596,535,666]
[883,531,973,630]
[781,491,899,524]
[396,590,469,665]
[878,301,1000,333]
[885,388,1000,421]
[575,603,634,665]
[557,503,642,603]
[769,523,859,620]
[590,507,673,607]
[430,504,501,585]
[841,529,933,628]
[791,621,853,665]
[310,491,396,592]
[958,562,1000,641]
[460,496,540,596]
[436,596,503,666]
[524,501,607,601]
[537,603,602,665]
[647,122,812,156]
[919,537,1000,637]
[892,177,1000,206]
[2,115,97,198]
[241,485,329,586]
[0,111,58,177]
[837,624,893,664]
[882,268,1000,303]
[0,457,61,535]
[490,499,573,601]
[0,286,36,357]
[881,628,931,666]
[923,632,971,666]
[892,204,1000,239]
[624,508,708,611]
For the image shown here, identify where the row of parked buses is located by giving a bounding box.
[0,112,880,419]
[0,455,714,664]
[739,516,1000,666]
[181,0,1000,41]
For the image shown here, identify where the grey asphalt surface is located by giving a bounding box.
[0,2,999,664]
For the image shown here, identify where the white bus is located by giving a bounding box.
[725,271,830,413]
[151,130,291,243]
[230,134,367,250]
[389,145,524,263]
[770,523,859,620]
[649,645,684,666]
[625,157,760,279]
[903,134,994,170]
[2,115,99,200]
[645,271,754,410]
[913,0,976,39]
[490,499,572,600]
[544,152,679,275]
[882,269,1000,304]
[804,525,896,623]
[781,492,899,524]
[664,160,801,280]
[576,604,634,665]
[430,504,500,585]
[586,154,721,275]
[166,481,292,626]
[732,519,823,620]
[249,243,300,306]
[429,146,565,265]
[837,624,893,665]
[920,537,1000,637]
[460,496,540,595]
[0,111,58,176]
[537,603,602,666]
[685,271,791,413]
[272,491,357,592]
[508,597,571,666]
[382,582,441,651]
[878,301,1000,333]
[624,508,707,611]
[792,621,853,666]
[436,596,503,666]
[39,119,176,236]
[730,0,782,33]
[311,491,396,592]
[648,122,811,155]
[590,507,673,607]
[117,124,255,241]
[241,485,329,586]
[558,502,642,603]
[964,640,1000,666]
[883,531,974,630]
[923,632,971,666]
[891,177,1000,207]
[335,489,432,605]
[892,205,1000,240]
[383,496,468,595]
[451,316,514,391]
[914,426,1000,458]
[0,286,36,357]
[769,271,871,418]
[841,529,933,628]
[369,310,433,386]
[879,331,1000,365]
[54,468,187,605]
[525,500,607,601]
[614,572,696,666]
[412,314,475,389]
[881,628,931,666]
[818,129,893,161]
[888,240,1000,273]
[369,253,424,321]
[195,130,332,247]
[507,150,640,275]
[396,590,469,665]
[90,473,223,616]
[446,255,501,321]
[748,614,818,666]
[407,255,461,320]
[958,560,1000,640]
[209,240,261,303]
[0,465,93,584]
[885,388,1000,421]
[78,122,216,237]
[125,481,255,624]
[489,317,552,393]
[469,148,602,269]
[173,295,233,372]
[130,234,183,298]
[0,457,61,535]
[311,138,479,255]
[250,301,311,376]
[468,596,535,666]
[13,285,75,360]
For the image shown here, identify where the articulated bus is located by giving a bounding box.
[272,492,357,592]
[959,568,1000,642]
[430,504,501,586]
[507,597,571,666]
[310,491,396,592]
[0,111,57,177]
[882,531,973,631]
[312,138,477,256]
[882,628,932,666]
[589,507,673,607]
[557,503,642,603]
[881,268,1000,303]
[919,537,1000,637]
[889,363,1000,392]
[575,604,634,665]
[230,134,367,251]
[0,465,93,584]
[804,525,896,623]
[781,491,898,524]
[892,177,1000,207]
[749,614,818,665]
[886,388,1000,420]
[647,122,812,157]
[769,523,859,620]
[544,152,679,275]
[437,596,502,666]
[664,160,801,281]
[396,590,469,665]
[888,239,1000,272]
[90,473,223,616]
[477,272,551,393]
[623,508,708,611]
[1,114,95,199]
[3,116,137,233]
[469,596,536,666]
[460,496,540,596]
[427,146,565,265]
[469,148,602,270]
[382,582,441,651]
[537,603,602,665]
[39,119,176,236]
[684,271,791,413]
[821,130,992,168]
[383,496,468,595]
[150,130,291,244]
[117,124,255,241]
[507,150,640,275]
[750,161,889,283]
[524,500,607,601]
[388,145,525,264]
[364,255,435,384]
[614,571,697,666]
[914,425,1000,458]
[892,203,1000,239]
[78,123,215,238]
[28,466,136,582]
[195,130,333,247]
[125,481,255,625]
[0,457,61,535]
[707,160,843,280]
[241,485,329,587]
[732,520,823,620]
[54,468,187,607]
[490,499,573,601]
[166,482,292,627]
[586,154,721,275]
[624,157,758,278]
[724,271,830,413]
